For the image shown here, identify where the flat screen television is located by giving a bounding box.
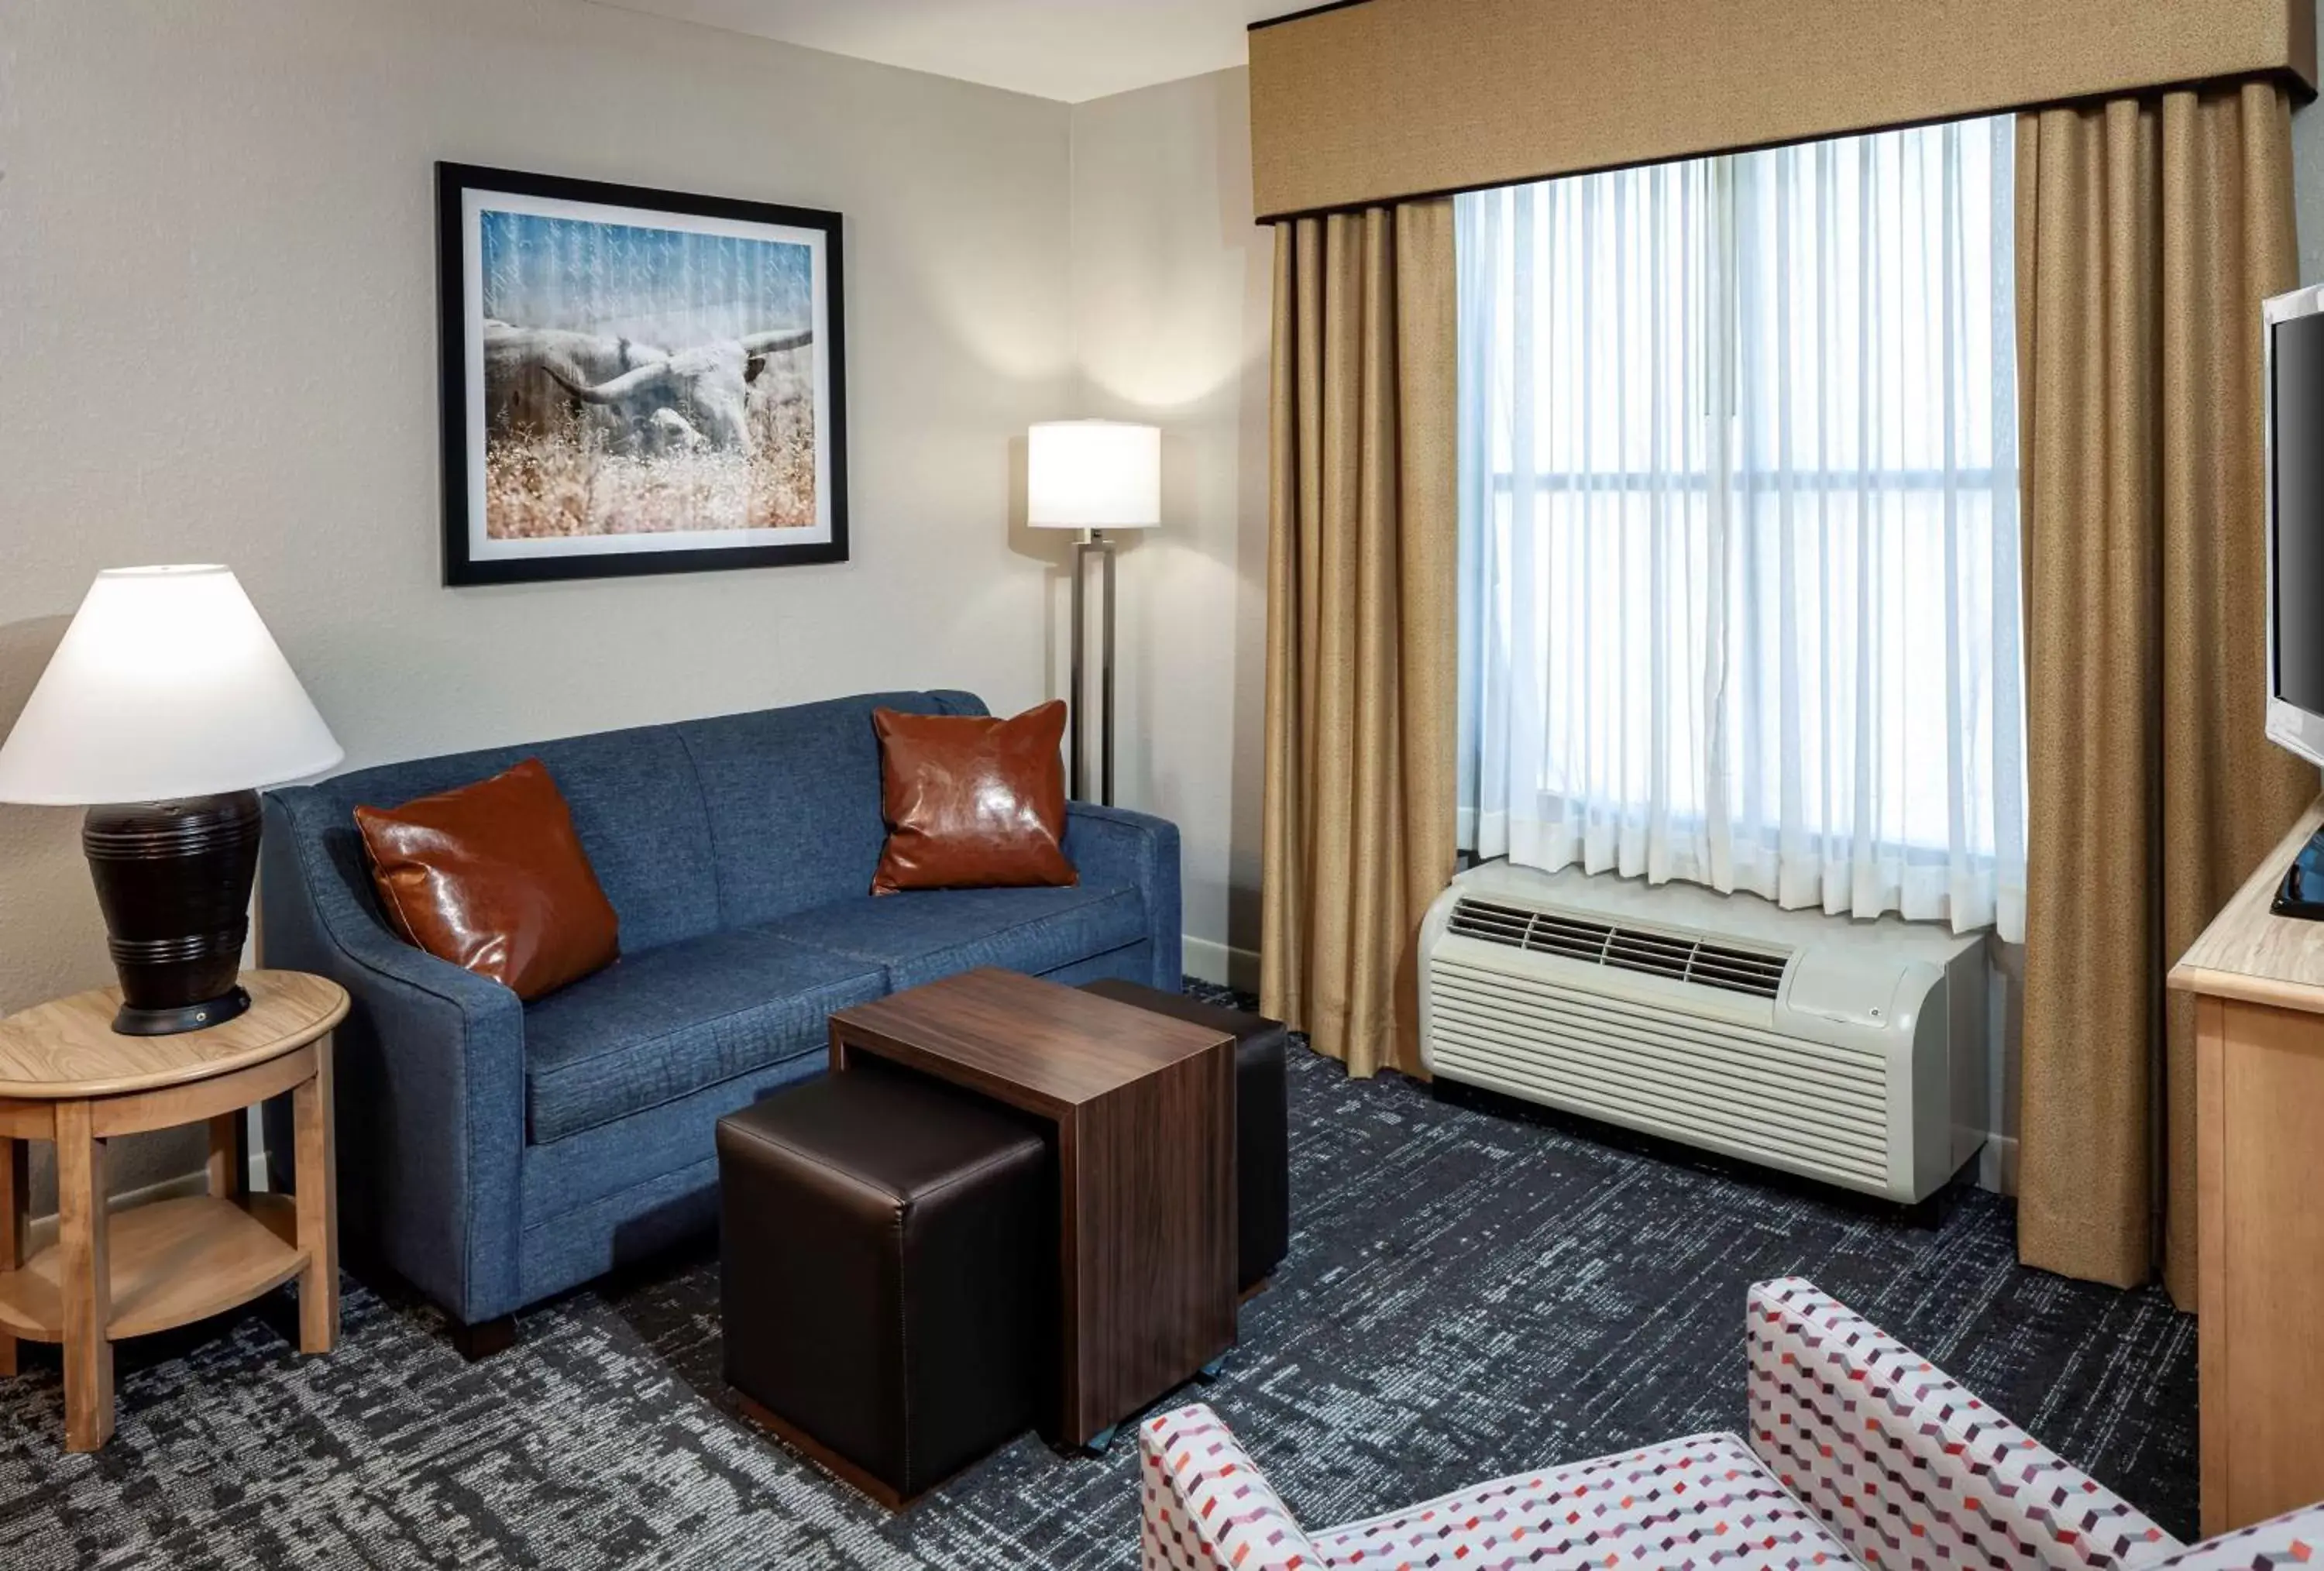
[2269,287,2324,766]
[2266,286,2324,915]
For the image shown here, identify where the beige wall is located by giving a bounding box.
[0,0,1080,1201]
[1067,69,1273,990]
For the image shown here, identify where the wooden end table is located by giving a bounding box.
[0,968,347,1451]
[830,968,1236,1451]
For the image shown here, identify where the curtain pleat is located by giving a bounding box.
[1261,201,1459,1078]
[2016,81,2311,1302]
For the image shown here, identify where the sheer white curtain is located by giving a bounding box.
[1456,117,2025,941]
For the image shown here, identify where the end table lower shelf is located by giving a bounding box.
[0,1193,307,1342]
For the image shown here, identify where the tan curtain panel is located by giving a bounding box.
[2016,81,2312,1304]
[1260,201,1458,1079]
[1249,0,2315,221]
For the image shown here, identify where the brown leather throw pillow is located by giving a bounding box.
[354,758,620,1001]
[871,701,1076,895]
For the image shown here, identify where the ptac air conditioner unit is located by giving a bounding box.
[1419,862,1990,1202]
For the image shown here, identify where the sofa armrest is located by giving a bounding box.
[1064,802,1181,990]
[1139,1404,1323,1571]
[260,788,528,1324]
[1746,1277,2179,1570]
[2133,1502,2324,1569]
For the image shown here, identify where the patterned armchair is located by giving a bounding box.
[1140,1277,2324,1570]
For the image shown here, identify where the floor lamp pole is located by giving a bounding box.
[1068,530,1117,805]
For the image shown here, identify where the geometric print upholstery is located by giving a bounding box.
[1744,1278,2180,1571]
[1308,1429,1858,1569]
[1140,1404,1328,1570]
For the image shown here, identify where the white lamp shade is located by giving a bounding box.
[1028,421,1161,530]
[0,565,343,806]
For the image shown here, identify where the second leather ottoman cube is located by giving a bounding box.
[1078,979,1291,1291]
[717,1067,1050,1508]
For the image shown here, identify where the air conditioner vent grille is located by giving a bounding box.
[1446,897,1791,999]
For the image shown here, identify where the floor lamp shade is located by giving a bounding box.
[0,566,343,1034]
[1026,421,1160,806]
[1028,421,1160,531]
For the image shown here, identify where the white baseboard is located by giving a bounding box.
[1977,1133,2019,1196]
[1182,934,1260,995]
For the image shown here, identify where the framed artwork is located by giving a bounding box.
[435,162,847,586]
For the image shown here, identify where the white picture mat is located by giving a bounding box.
[461,187,835,559]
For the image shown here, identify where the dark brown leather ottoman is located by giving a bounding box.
[1078,979,1290,1291]
[717,1067,1050,1508]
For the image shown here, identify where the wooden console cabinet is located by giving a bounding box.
[2171,798,2324,1534]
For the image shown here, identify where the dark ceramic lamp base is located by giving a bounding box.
[83,790,263,1036]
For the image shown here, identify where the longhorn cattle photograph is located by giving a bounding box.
[437,163,847,585]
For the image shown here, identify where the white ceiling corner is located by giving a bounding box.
[581,0,1316,103]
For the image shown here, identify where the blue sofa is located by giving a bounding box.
[258,689,1180,1338]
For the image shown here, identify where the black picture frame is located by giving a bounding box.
[435,162,849,586]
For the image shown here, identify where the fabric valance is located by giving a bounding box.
[1248,0,2315,219]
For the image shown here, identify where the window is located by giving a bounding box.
[1456,116,2025,941]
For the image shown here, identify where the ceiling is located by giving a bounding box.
[585,0,1315,103]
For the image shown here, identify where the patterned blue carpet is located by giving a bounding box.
[0,985,2195,1568]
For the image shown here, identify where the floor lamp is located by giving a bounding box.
[1029,420,1160,805]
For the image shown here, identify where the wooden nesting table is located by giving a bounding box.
[0,968,347,1451]
[829,968,1236,1451]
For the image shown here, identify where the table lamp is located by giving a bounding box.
[0,566,342,1035]
[1028,420,1160,804]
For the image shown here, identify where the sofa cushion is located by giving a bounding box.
[765,884,1147,992]
[676,690,986,930]
[524,928,886,1144]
